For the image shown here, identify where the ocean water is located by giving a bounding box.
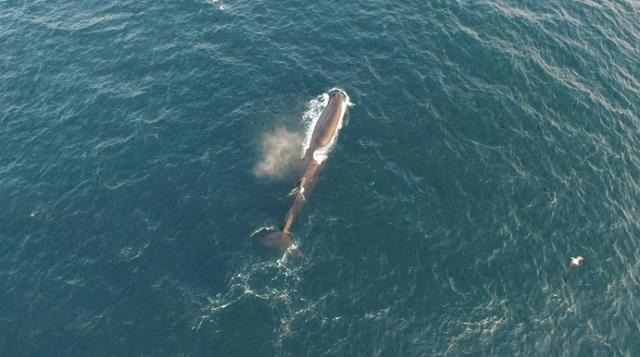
[1,0,639,355]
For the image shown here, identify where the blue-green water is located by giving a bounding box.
[2,0,639,355]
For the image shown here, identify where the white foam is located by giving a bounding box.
[249,225,276,238]
[300,93,329,159]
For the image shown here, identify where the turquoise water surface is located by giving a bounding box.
[1,0,639,355]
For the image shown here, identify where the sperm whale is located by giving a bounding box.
[259,89,350,256]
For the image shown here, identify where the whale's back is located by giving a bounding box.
[308,92,345,152]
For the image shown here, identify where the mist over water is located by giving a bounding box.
[253,127,304,180]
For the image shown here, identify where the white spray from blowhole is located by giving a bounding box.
[252,127,304,180]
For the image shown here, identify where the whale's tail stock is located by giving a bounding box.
[258,230,303,257]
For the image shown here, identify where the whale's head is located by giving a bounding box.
[328,88,353,108]
[328,89,346,100]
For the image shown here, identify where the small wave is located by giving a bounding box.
[209,0,226,11]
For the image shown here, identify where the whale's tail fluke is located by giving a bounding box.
[259,231,303,257]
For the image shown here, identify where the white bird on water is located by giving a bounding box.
[569,256,584,268]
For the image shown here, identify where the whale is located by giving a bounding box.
[259,89,350,256]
